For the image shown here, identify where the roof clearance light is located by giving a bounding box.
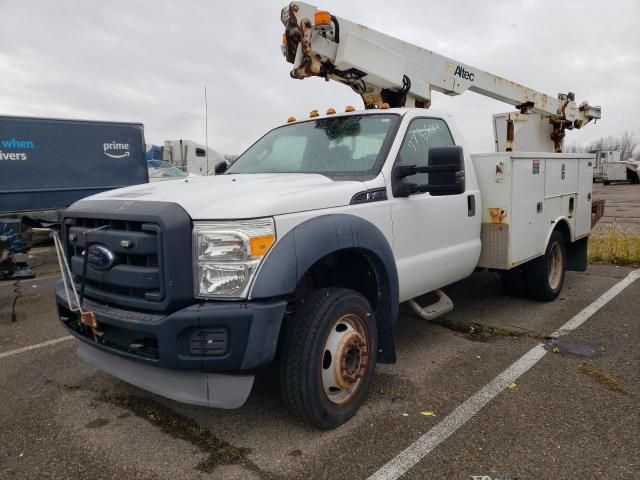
[314,11,332,26]
[326,107,336,115]
[345,105,355,112]
[287,116,296,123]
[380,103,390,109]
[310,109,319,118]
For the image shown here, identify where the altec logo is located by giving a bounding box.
[0,138,35,161]
[103,141,130,159]
[454,65,475,81]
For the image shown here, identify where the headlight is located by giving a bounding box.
[193,218,275,299]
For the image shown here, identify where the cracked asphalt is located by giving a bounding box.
[1,255,638,479]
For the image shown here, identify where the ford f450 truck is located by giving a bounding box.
[55,3,601,428]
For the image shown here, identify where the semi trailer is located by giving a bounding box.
[0,115,148,279]
[55,2,602,428]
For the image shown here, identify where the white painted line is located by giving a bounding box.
[550,268,640,338]
[368,269,640,480]
[0,336,74,360]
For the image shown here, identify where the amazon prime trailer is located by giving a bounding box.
[0,115,148,213]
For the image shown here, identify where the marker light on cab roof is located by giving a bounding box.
[314,10,331,26]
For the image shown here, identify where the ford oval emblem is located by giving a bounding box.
[86,245,116,270]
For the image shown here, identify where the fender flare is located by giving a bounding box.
[250,214,399,363]
[547,216,573,245]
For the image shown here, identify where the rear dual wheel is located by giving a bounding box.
[526,231,566,301]
[280,288,377,429]
[501,231,567,301]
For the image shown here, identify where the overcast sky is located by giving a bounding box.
[1,0,638,155]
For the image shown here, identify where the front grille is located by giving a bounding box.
[65,217,164,308]
[63,199,193,313]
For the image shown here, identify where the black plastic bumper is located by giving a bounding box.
[55,281,287,372]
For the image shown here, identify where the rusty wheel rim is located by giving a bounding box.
[320,313,369,405]
[548,242,563,290]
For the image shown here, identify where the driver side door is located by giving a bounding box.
[389,117,479,301]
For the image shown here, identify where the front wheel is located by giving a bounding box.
[279,288,377,429]
[525,231,567,301]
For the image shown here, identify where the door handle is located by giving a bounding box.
[467,194,476,217]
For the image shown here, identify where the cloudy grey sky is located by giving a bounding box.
[1,0,638,155]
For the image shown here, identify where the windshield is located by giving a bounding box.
[227,114,398,179]
[148,160,188,178]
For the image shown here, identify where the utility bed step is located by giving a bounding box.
[408,289,454,320]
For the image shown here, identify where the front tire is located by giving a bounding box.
[280,288,377,429]
[525,231,567,301]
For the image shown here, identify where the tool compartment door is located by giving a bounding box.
[510,157,546,265]
[576,157,594,238]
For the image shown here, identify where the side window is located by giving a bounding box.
[397,118,455,186]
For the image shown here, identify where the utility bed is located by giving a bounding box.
[473,152,594,270]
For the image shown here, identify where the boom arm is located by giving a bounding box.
[281,2,601,151]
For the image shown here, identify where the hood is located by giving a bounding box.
[87,173,366,219]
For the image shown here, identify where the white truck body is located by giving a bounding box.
[475,152,593,269]
[53,2,602,429]
[91,108,593,304]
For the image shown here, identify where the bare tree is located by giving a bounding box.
[570,131,639,160]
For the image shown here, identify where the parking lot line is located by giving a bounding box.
[0,336,74,360]
[368,268,640,480]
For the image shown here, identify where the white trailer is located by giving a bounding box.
[602,161,627,184]
[163,139,225,176]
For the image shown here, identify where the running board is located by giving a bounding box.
[408,289,454,320]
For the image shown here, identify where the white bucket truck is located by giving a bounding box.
[55,2,601,428]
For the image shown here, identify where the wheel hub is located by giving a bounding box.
[334,331,368,389]
[321,313,369,404]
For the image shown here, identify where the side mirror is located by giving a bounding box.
[195,147,206,157]
[214,161,228,174]
[393,146,465,197]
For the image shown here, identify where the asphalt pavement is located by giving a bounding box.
[1,260,638,480]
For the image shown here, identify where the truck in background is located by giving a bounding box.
[591,150,640,185]
[0,115,148,279]
[0,115,148,213]
[148,139,225,176]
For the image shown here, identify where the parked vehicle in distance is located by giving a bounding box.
[147,160,197,182]
[592,150,640,185]
[0,115,148,213]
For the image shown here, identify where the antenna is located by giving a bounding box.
[204,85,209,175]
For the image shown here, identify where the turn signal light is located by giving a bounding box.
[282,32,287,47]
[314,10,332,26]
[250,235,275,257]
[310,109,319,117]
[345,105,355,112]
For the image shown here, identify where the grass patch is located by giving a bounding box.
[588,231,640,266]
[99,390,266,475]
[579,362,629,396]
